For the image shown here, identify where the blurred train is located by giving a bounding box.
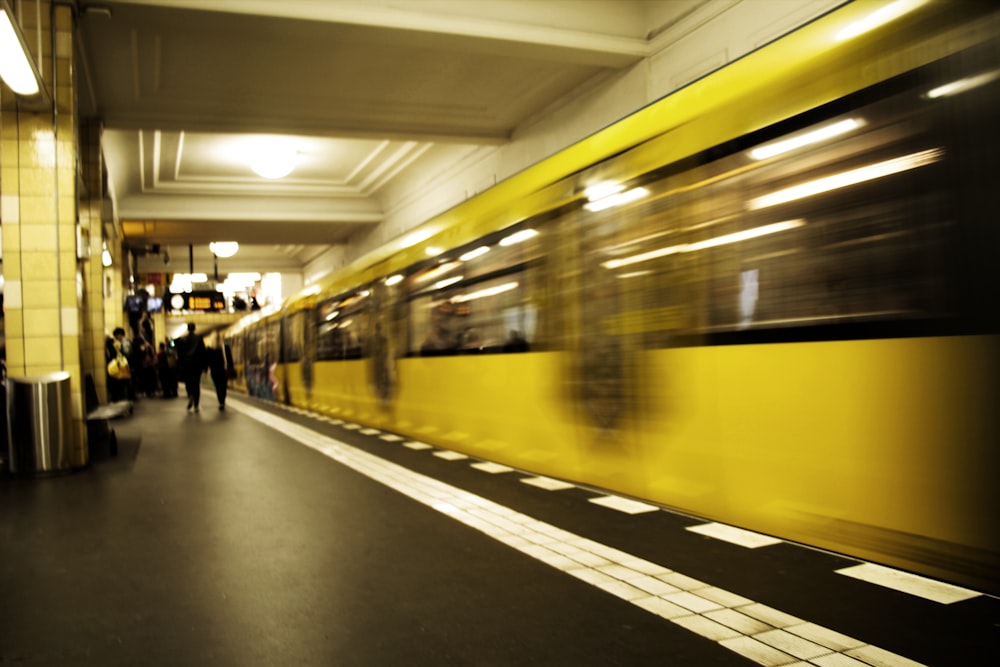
[227,0,1000,593]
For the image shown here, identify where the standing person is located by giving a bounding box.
[105,327,130,401]
[207,346,229,410]
[177,322,207,412]
[157,342,179,398]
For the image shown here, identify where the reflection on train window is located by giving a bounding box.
[316,290,370,360]
[404,224,542,355]
[409,273,536,355]
[582,79,970,344]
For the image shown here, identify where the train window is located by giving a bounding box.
[409,272,536,355]
[579,65,983,346]
[404,223,543,355]
[316,289,371,360]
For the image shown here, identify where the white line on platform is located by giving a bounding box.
[230,399,930,667]
[835,563,981,604]
[686,522,783,549]
[589,495,660,515]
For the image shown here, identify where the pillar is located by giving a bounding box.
[0,1,87,461]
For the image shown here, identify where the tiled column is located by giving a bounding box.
[0,2,86,462]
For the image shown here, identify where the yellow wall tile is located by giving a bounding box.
[24,337,63,366]
[59,224,76,250]
[22,307,60,336]
[20,252,57,280]
[5,311,24,338]
[61,278,77,304]
[5,337,24,370]
[60,251,76,275]
[19,195,56,224]
[0,169,18,194]
[21,276,59,309]
[62,337,81,368]
[2,223,21,249]
[26,365,66,378]
[58,195,74,221]
[19,225,58,251]
[22,281,60,308]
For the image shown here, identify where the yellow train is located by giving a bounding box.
[228,0,1000,594]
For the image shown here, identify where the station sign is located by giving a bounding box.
[167,290,227,312]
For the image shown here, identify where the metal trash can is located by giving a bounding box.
[6,372,75,476]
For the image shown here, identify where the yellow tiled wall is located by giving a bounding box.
[1,3,88,461]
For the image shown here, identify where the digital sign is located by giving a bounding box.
[166,290,227,312]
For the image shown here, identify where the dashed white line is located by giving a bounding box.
[230,399,929,667]
[686,522,783,549]
[434,450,469,461]
[589,495,660,515]
[835,563,980,604]
[521,476,575,491]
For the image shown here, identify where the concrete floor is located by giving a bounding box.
[0,393,996,666]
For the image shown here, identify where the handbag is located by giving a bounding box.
[107,354,131,380]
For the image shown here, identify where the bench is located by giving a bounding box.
[85,374,132,456]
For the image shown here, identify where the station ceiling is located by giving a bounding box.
[75,0,698,275]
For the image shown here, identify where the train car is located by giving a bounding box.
[228,0,1000,593]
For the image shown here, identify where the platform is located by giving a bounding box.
[0,393,996,665]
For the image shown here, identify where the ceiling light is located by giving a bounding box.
[209,241,239,258]
[102,249,113,267]
[385,274,404,286]
[247,137,298,179]
[0,1,43,96]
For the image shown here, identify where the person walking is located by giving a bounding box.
[207,346,229,410]
[177,323,207,412]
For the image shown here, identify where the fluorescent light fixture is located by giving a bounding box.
[750,119,863,160]
[499,228,539,246]
[325,310,340,321]
[584,187,650,212]
[433,276,463,290]
[385,274,404,286]
[603,219,805,269]
[459,246,490,262]
[835,0,927,41]
[0,2,42,96]
[227,272,261,283]
[452,281,519,303]
[927,70,1000,99]
[102,249,113,267]
[247,137,298,179]
[425,246,443,257]
[748,148,942,210]
[209,241,239,258]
